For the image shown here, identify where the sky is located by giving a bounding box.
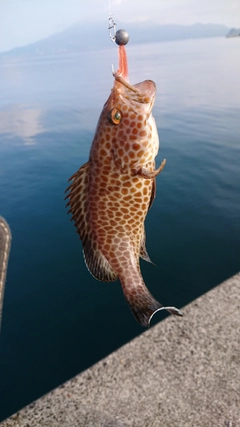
[0,0,239,53]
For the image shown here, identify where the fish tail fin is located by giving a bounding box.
[119,272,183,327]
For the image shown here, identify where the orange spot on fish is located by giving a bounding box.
[132,143,140,150]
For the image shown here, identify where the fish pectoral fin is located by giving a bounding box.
[140,228,155,266]
[65,162,90,243]
[132,159,166,179]
[83,239,118,282]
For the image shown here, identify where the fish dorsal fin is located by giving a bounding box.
[65,162,118,282]
[140,227,155,265]
[65,162,89,244]
[83,240,118,282]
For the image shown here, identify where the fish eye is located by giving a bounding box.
[108,108,122,125]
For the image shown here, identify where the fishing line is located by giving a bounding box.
[108,0,112,19]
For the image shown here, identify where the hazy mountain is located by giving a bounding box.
[0,22,230,58]
[226,28,240,37]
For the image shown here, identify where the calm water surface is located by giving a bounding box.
[0,37,239,420]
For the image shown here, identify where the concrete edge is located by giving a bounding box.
[0,217,12,331]
[1,272,240,427]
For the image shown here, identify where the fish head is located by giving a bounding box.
[93,46,159,169]
[110,44,156,115]
[110,74,156,116]
[107,45,156,119]
[90,45,159,170]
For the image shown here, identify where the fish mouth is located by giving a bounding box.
[113,72,156,104]
[113,44,156,104]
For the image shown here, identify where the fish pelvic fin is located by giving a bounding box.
[119,271,183,327]
[132,159,166,179]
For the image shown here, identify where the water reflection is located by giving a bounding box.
[0,106,44,145]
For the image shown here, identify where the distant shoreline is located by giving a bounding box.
[0,22,231,58]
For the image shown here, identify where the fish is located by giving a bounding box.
[65,45,182,327]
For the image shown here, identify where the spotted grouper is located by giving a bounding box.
[66,45,182,327]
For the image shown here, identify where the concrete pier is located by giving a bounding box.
[1,273,240,427]
[0,217,11,330]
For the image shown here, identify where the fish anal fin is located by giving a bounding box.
[83,240,118,282]
[148,177,156,211]
[140,228,155,266]
[139,177,156,264]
